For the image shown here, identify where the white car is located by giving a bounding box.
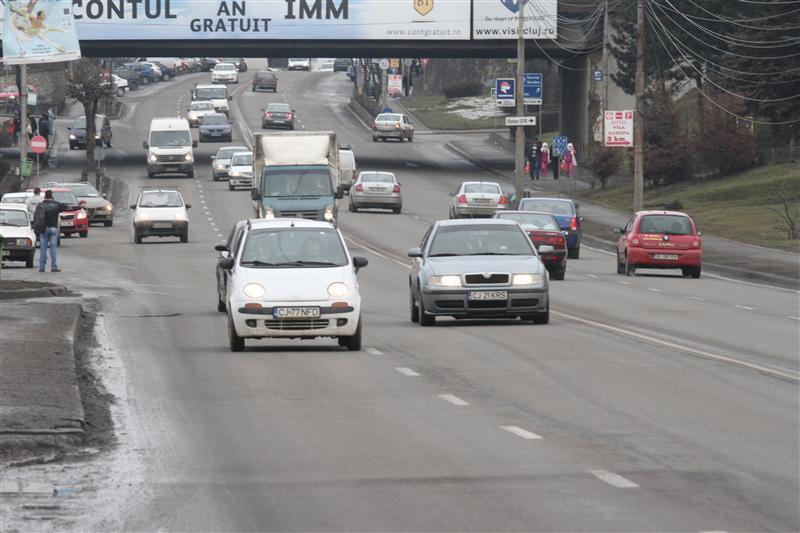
[187,100,216,127]
[0,203,37,268]
[319,59,335,72]
[227,151,253,191]
[221,218,368,352]
[111,74,128,97]
[288,58,311,71]
[211,63,239,84]
[1,191,35,215]
[130,189,191,244]
[448,181,508,219]
[211,145,249,181]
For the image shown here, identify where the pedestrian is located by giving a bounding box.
[28,186,42,219]
[26,117,33,141]
[33,189,68,272]
[561,142,577,178]
[38,114,50,143]
[29,115,38,136]
[551,147,560,180]
[540,142,550,178]
[528,137,542,180]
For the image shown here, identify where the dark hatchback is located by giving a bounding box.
[68,115,112,149]
[518,197,583,259]
[199,113,233,142]
[334,58,351,72]
[252,71,278,92]
[261,103,294,130]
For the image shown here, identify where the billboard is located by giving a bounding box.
[1,0,81,64]
[69,0,471,40]
[473,0,557,40]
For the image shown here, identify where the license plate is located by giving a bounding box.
[152,222,172,229]
[654,254,679,260]
[210,132,222,136]
[368,187,385,193]
[273,120,284,123]
[273,307,320,319]
[468,290,508,301]
[472,199,493,205]
[61,220,74,226]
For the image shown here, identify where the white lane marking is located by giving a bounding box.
[790,316,800,321]
[554,310,799,382]
[500,426,543,440]
[616,281,630,285]
[587,469,639,488]
[687,296,706,301]
[365,347,382,356]
[217,234,224,238]
[344,235,410,269]
[207,217,214,221]
[438,394,469,407]
[648,288,664,293]
[395,367,420,377]
[734,304,755,311]
[586,273,599,279]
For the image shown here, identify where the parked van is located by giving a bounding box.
[143,118,197,179]
[339,148,357,192]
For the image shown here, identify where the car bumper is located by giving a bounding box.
[454,206,503,218]
[59,218,89,233]
[135,220,188,237]
[199,131,232,140]
[231,301,359,338]
[351,194,401,208]
[212,77,237,83]
[87,210,113,223]
[148,163,194,175]
[562,230,581,249]
[254,84,277,90]
[375,129,404,138]
[214,168,230,179]
[539,251,567,270]
[262,120,294,129]
[229,176,253,187]
[420,287,548,317]
[628,247,702,268]
[2,243,35,261]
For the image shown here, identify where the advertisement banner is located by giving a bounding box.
[2,0,81,64]
[604,110,634,147]
[69,0,470,40]
[473,0,557,40]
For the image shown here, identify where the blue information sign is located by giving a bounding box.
[523,73,543,104]
[495,78,515,107]
[552,136,568,157]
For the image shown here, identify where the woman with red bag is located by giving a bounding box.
[561,142,577,178]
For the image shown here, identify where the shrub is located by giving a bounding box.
[645,90,691,186]
[589,146,620,189]
[442,82,484,99]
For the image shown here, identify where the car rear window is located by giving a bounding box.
[519,199,574,216]
[266,103,291,112]
[202,115,228,125]
[377,114,402,122]
[464,183,501,194]
[638,215,693,235]
[498,213,559,230]
[256,72,275,79]
[360,173,394,183]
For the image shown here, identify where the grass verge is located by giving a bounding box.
[575,163,800,252]
[402,96,503,130]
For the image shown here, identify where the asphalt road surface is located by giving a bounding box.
[24,61,800,531]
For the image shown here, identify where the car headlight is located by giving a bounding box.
[243,283,265,299]
[215,163,225,170]
[188,113,197,120]
[512,274,544,286]
[184,153,193,162]
[95,134,101,139]
[264,207,275,219]
[229,171,241,177]
[104,203,113,211]
[69,134,76,140]
[135,212,149,222]
[77,210,87,220]
[149,154,157,162]
[175,212,187,222]
[323,206,334,221]
[327,282,349,298]
[428,275,462,287]
[16,238,32,246]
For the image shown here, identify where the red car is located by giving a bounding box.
[614,210,702,278]
[29,187,89,238]
[495,211,568,280]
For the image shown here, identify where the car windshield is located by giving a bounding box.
[215,64,235,71]
[231,153,252,166]
[377,114,401,122]
[196,87,227,100]
[639,215,694,235]
[0,209,29,227]
[216,148,244,160]
[139,191,183,208]
[360,173,394,183]
[463,183,501,194]
[256,72,274,79]
[266,104,291,112]
[498,213,560,230]
[202,115,228,125]
[519,199,574,216]
[62,183,98,197]
[150,130,192,147]
[191,102,214,111]
[50,191,78,204]
[428,224,533,257]
[262,168,332,197]
[240,228,347,267]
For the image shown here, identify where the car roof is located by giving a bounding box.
[0,202,29,211]
[497,210,556,216]
[521,197,575,204]
[2,192,33,197]
[461,181,501,187]
[191,100,214,106]
[217,145,248,152]
[436,218,519,228]
[248,219,336,230]
[31,187,71,192]
[140,188,181,195]
[150,117,189,128]
[636,210,691,217]
[230,151,252,159]
[215,63,235,67]
[196,83,227,89]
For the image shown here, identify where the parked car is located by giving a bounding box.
[252,71,278,92]
[349,171,401,214]
[215,220,248,312]
[219,218,368,352]
[58,182,113,227]
[261,103,294,129]
[211,63,239,84]
[518,197,582,258]
[68,114,112,149]
[614,210,703,278]
[186,100,217,127]
[199,113,233,142]
[494,211,567,280]
[221,58,247,72]
[448,181,507,219]
[131,188,190,244]
[149,60,177,80]
[0,203,36,267]
[288,58,311,71]
[198,58,219,72]
[30,187,88,238]
[1,191,35,215]
[123,62,160,84]
[334,58,351,72]
[110,74,128,97]
[372,113,414,142]
[112,66,142,90]
[408,219,550,325]
[227,151,253,191]
[211,145,249,181]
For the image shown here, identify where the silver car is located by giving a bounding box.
[349,171,402,214]
[58,182,113,227]
[227,151,253,191]
[372,113,414,142]
[449,181,508,219]
[211,145,248,181]
[408,219,550,325]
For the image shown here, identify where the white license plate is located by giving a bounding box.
[368,188,386,193]
[273,307,321,319]
[61,220,74,226]
[152,222,172,229]
[468,290,508,301]
[272,120,284,123]
[210,132,222,136]
[654,254,679,260]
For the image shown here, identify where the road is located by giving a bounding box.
[12,62,799,531]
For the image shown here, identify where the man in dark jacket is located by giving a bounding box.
[35,190,69,272]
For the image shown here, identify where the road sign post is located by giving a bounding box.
[30,135,47,177]
[505,117,537,127]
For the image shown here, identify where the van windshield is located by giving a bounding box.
[196,87,227,100]
[262,168,332,197]
[150,130,192,147]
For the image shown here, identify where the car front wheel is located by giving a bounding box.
[418,291,435,326]
[410,289,419,323]
[339,317,362,351]
[228,312,245,352]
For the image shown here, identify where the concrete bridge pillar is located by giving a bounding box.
[559,55,590,155]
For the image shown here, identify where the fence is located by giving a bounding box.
[757,144,800,165]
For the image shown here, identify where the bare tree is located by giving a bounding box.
[64,59,113,180]
[765,190,799,241]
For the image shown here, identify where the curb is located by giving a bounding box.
[0,286,70,300]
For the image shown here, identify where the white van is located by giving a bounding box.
[143,118,197,179]
[191,84,230,115]
[339,148,357,191]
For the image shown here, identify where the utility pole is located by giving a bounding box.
[514,0,528,206]
[19,65,29,170]
[603,0,609,112]
[633,0,645,212]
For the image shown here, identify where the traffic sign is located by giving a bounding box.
[552,136,568,157]
[378,58,390,71]
[94,147,106,161]
[604,110,634,147]
[29,135,47,154]
[523,73,543,105]
[593,69,603,81]
[505,116,536,127]
[403,58,413,67]
[389,58,400,69]
[495,78,515,107]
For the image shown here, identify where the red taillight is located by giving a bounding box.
[530,232,565,247]
[372,121,377,130]
[244,303,262,309]
[569,216,579,231]
[498,195,507,205]
[457,194,467,204]
[392,184,400,193]
[355,184,364,192]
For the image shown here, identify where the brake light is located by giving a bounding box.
[457,194,467,204]
[498,195,507,205]
[355,184,364,192]
[569,216,579,231]
[392,184,400,193]
[265,112,273,118]
[372,121,377,130]
[530,232,565,247]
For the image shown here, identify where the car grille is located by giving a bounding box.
[60,214,75,221]
[205,128,227,134]
[264,319,329,330]
[435,300,464,309]
[467,300,507,309]
[280,210,319,219]
[157,155,183,162]
[84,208,97,217]
[511,299,539,308]
[464,273,509,285]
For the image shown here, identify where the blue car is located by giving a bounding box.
[518,197,583,258]
[198,113,233,143]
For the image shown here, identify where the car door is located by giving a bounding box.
[618,216,635,258]
[411,227,432,293]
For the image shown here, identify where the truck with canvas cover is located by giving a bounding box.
[251,131,342,223]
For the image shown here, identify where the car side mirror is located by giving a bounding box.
[612,227,623,234]
[579,216,584,221]
[251,188,261,201]
[102,192,108,199]
[185,204,192,209]
[192,140,198,148]
[142,141,148,149]
[67,127,72,131]
[219,257,235,270]
[211,156,216,160]
[408,247,422,258]
[129,204,137,210]
[352,256,368,272]
[214,241,229,252]
[697,230,703,236]
[538,245,555,254]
